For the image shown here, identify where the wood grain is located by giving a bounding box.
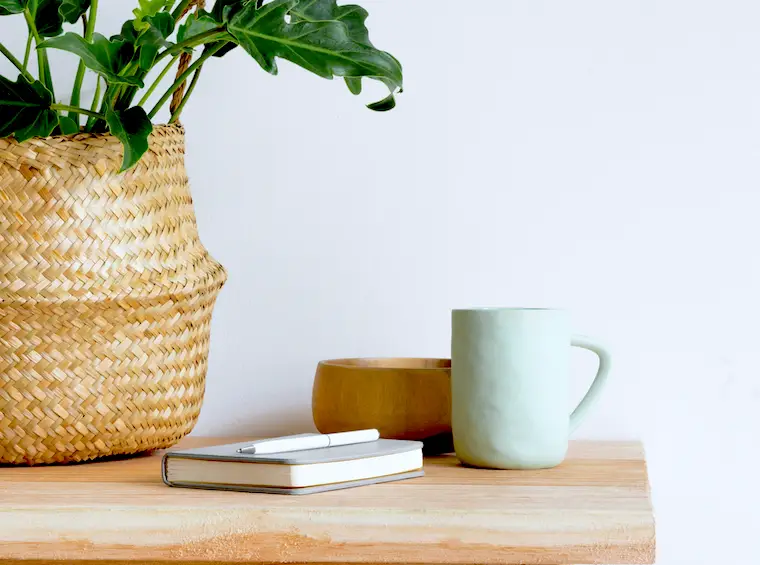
[0,437,655,565]
[312,358,451,440]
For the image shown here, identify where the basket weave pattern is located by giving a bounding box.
[0,124,226,464]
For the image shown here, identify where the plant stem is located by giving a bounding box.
[136,53,181,108]
[148,43,223,119]
[171,0,193,20]
[97,84,114,115]
[50,104,106,120]
[24,10,55,97]
[90,77,103,112]
[119,85,141,110]
[69,65,87,123]
[0,41,34,82]
[154,29,229,64]
[109,60,145,110]
[22,34,32,71]
[87,0,99,36]
[169,65,202,123]
[87,83,114,132]
[85,76,103,130]
[69,0,98,124]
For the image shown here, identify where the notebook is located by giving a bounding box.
[162,439,424,495]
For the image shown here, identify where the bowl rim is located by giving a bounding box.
[318,357,451,370]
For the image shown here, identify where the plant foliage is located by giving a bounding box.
[59,0,89,24]
[0,74,57,140]
[0,0,403,171]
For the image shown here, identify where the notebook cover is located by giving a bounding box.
[162,469,425,495]
[163,438,423,464]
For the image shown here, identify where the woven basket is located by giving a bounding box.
[0,123,227,464]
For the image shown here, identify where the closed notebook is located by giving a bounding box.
[162,439,424,495]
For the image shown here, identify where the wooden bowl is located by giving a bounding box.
[312,358,451,441]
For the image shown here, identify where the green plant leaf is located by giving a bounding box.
[290,0,400,105]
[1,0,64,36]
[136,12,175,69]
[0,0,24,15]
[0,74,56,140]
[106,105,152,171]
[132,0,169,31]
[1,0,64,35]
[366,91,395,111]
[13,109,57,142]
[228,0,402,109]
[114,20,139,43]
[210,0,244,23]
[59,0,89,23]
[178,9,236,57]
[38,32,144,86]
[208,1,250,58]
[139,12,174,46]
[57,114,79,134]
[177,12,217,43]
[291,0,370,45]
[138,47,158,70]
[345,76,361,95]
[29,0,65,37]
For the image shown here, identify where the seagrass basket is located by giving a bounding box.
[0,122,227,464]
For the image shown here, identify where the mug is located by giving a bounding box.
[451,308,611,469]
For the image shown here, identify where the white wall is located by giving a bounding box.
[3,1,759,563]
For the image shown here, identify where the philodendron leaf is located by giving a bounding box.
[136,12,175,69]
[210,0,245,23]
[106,106,152,172]
[114,20,139,43]
[227,0,402,109]
[178,10,236,58]
[59,0,89,23]
[345,76,361,95]
[291,0,371,44]
[31,0,65,37]
[1,0,64,35]
[57,115,79,134]
[290,0,400,106]
[366,91,395,111]
[177,12,218,43]
[0,0,24,15]
[132,0,169,31]
[139,12,174,46]
[13,109,57,142]
[0,74,56,140]
[38,32,143,87]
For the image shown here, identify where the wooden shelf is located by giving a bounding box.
[0,438,655,565]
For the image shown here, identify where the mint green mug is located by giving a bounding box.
[451,308,611,469]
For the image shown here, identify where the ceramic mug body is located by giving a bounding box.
[451,308,611,469]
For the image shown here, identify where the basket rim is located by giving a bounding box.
[0,122,183,145]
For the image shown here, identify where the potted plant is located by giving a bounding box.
[0,0,402,465]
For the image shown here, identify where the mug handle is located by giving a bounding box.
[569,335,612,434]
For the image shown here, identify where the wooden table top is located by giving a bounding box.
[0,438,655,565]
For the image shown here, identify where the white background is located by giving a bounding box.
[3,1,760,563]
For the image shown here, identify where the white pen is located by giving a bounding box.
[237,429,380,455]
